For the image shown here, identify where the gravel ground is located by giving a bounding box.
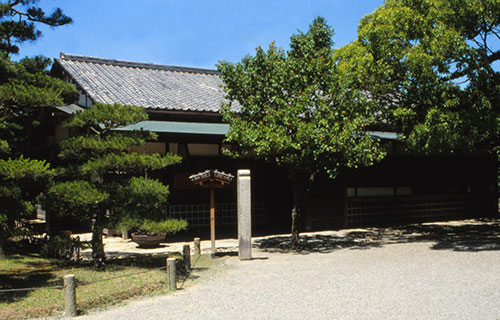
[75,221,500,320]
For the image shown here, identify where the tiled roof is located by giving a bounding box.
[54,53,230,113]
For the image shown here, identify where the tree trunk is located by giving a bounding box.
[45,209,52,237]
[91,211,105,269]
[290,170,316,250]
[0,241,6,259]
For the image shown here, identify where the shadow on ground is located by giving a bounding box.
[255,218,500,254]
[0,252,180,302]
[0,270,57,303]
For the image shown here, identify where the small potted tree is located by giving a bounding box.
[114,177,187,248]
[118,217,187,248]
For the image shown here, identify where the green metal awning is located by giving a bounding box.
[115,121,230,136]
[55,104,84,114]
[367,131,400,140]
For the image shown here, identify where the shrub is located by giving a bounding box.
[40,234,89,261]
[140,219,188,235]
[117,216,188,236]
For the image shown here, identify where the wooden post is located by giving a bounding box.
[166,258,176,291]
[210,181,215,259]
[182,244,191,272]
[64,274,77,317]
[194,237,201,256]
[189,170,234,260]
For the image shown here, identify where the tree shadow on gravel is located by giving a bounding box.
[254,218,500,254]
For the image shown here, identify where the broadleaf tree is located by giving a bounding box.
[217,17,386,248]
[336,0,499,155]
[44,103,182,268]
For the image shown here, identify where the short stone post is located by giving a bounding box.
[182,244,191,272]
[166,258,176,291]
[64,274,77,317]
[193,237,201,256]
[237,169,252,260]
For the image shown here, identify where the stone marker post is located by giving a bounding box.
[193,237,201,256]
[182,244,191,272]
[64,274,77,317]
[167,258,176,291]
[237,169,252,260]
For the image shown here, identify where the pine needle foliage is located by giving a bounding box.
[45,103,182,268]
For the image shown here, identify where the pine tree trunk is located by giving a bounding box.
[0,241,6,259]
[45,209,51,237]
[91,211,105,269]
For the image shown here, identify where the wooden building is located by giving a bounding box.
[47,53,498,232]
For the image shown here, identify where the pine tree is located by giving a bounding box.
[0,0,71,55]
[44,103,182,269]
[0,0,73,258]
[0,54,77,258]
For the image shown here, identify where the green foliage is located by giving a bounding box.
[218,17,385,177]
[0,54,78,154]
[80,152,181,176]
[0,139,8,153]
[0,2,74,254]
[63,103,149,132]
[42,180,108,221]
[0,156,53,180]
[0,0,72,55]
[114,177,170,219]
[140,219,188,235]
[58,133,152,161]
[341,0,499,154]
[218,17,387,247]
[0,156,54,241]
[40,234,89,262]
[118,216,188,235]
[47,102,182,267]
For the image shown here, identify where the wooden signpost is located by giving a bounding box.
[189,169,234,259]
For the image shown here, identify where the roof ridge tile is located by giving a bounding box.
[58,52,220,75]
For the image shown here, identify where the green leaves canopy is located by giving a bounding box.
[338,0,499,154]
[218,17,385,177]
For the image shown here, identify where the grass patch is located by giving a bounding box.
[0,252,211,319]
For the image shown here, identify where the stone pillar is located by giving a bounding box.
[237,169,252,260]
[64,274,77,317]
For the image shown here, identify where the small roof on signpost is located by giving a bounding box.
[189,169,234,259]
[189,169,234,186]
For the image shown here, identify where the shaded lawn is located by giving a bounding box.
[0,253,216,319]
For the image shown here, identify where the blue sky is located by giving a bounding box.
[16,0,384,69]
